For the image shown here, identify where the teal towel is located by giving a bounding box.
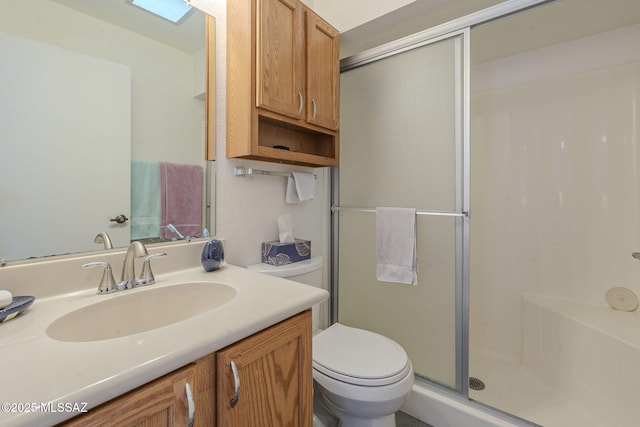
[131,160,161,240]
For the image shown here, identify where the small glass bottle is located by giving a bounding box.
[201,232,225,272]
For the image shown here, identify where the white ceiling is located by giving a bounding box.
[338,0,640,62]
[310,0,417,33]
[338,0,504,58]
[51,0,205,52]
[48,0,640,65]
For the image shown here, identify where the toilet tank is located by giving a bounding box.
[247,257,325,330]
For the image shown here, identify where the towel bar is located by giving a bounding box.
[331,205,468,218]
[234,166,317,180]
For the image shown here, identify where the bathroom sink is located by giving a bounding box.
[46,282,236,342]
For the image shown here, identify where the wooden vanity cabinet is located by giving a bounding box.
[227,0,340,166]
[59,311,311,427]
[60,363,200,427]
[216,310,313,426]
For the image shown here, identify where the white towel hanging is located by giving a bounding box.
[286,171,315,203]
[375,207,418,285]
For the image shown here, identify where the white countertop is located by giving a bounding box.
[0,263,328,426]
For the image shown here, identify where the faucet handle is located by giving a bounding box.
[82,262,118,294]
[136,253,167,286]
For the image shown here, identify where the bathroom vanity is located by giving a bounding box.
[0,241,326,427]
[60,311,311,426]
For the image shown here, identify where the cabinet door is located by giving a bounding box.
[256,0,305,120]
[61,364,196,427]
[306,11,340,131]
[217,311,313,427]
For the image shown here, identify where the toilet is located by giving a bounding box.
[248,257,414,427]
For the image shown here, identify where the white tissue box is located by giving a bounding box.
[262,239,311,266]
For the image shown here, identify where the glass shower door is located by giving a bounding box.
[334,30,468,390]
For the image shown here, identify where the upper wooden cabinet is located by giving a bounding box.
[255,0,305,120]
[305,11,340,130]
[227,0,340,167]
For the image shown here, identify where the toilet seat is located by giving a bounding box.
[313,323,411,387]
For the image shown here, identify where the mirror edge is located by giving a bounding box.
[206,15,216,161]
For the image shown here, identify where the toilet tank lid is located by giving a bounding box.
[246,256,323,278]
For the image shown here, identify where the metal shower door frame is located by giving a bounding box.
[332,27,470,394]
[331,0,553,398]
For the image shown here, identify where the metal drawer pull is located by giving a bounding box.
[230,360,240,408]
[185,382,195,427]
[311,99,317,119]
[297,92,304,114]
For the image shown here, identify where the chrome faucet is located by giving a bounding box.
[120,241,148,290]
[94,232,113,250]
[83,242,167,294]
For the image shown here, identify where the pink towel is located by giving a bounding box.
[159,162,203,239]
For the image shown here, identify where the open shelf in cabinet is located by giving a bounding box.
[255,115,338,166]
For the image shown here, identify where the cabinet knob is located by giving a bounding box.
[230,360,240,408]
[311,98,317,120]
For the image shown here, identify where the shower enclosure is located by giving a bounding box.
[333,0,640,425]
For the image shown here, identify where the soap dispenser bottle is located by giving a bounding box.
[201,230,225,272]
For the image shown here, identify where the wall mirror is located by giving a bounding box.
[0,0,215,263]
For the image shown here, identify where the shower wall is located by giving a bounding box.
[470,23,640,361]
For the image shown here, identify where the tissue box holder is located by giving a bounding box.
[262,239,311,266]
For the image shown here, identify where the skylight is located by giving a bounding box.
[131,0,192,24]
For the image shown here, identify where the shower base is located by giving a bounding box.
[469,350,608,427]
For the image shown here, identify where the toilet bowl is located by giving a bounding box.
[312,323,414,427]
[247,258,414,427]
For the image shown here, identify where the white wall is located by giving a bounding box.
[470,24,640,361]
[309,0,415,33]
